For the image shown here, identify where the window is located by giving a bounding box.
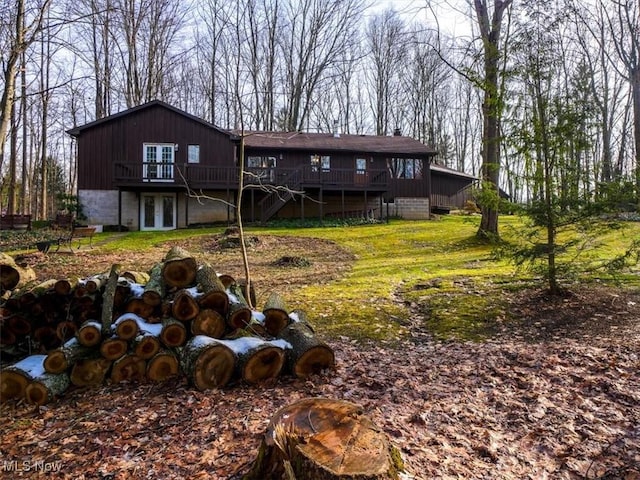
[389,158,423,179]
[356,157,367,174]
[143,144,175,181]
[188,145,200,164]
[247,156,276,168]
[311,154,330,172]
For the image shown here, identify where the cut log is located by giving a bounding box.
[7,315,31,335]
[146,350,180,382]
[122,270,150,285]
[263,292,290,336]
[160,317,188,347]
[100,336,128,360]
[226,337,287,385]
[180,335,236,390]
[77,320,102,347]
[124,297,155,320]
[56,321,77,342]
[113,314,140,340]
[0,252,36,292]
[70,357,111,386]
[85,273,108,293]
[110,354,146,383]
[142,263,163,306]
[44,338,93,374]
[25,372,70,406]
[162,246,197,288]
[196,262,229,315]
[227,283,252,330]
[217,274,235,289]
[0,355,46,401]
[191,308,226,339]
[54,278,74,296]
[34,326,61,350]
[244,398,404,480]
[132,333,162,360]
[101,265,120,335]
[278,322,335,378]
[172,289,200,321]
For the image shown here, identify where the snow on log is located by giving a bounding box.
[110,353,146,383]
[0,355,46,401]
[244,397,405,480]
[85,273,108,293]
[226,336,288,385]
[278,321,335,378]
[262,292,290,336]
[162,246,197,288]
[180,335,235,390]
[44,338,94,374]
[77,320,102,347]
[113,313,140,340]
[25,371,70,406]
[146,350,180,382]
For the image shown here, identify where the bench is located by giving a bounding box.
[0,214,32,230]
[35,226,97,253]
[52,213,74,229]
[58,226,96,252]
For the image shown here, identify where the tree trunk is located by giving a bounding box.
[180,335,236,390]
[160,317,187,347]
[172,289,200,321]
[162,246,197,288]
[146,349,179,382]
[77,320,102,347]
[191,308,226,338]
[278,322,335,378]
[110,353,146,383]
[44,337,93,374]
[70,357,111,386]
[1,355,47,401]
[263,291,290,336]
[244,398,404,480]
[25,371,70,406]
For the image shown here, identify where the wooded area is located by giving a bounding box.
[0,246,335,405]
[0,0,639,229]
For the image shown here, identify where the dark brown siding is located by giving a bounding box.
[77,104,235,190]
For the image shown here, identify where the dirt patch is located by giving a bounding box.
[13,234,355,301]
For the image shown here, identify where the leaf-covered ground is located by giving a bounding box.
[2,234,639,479]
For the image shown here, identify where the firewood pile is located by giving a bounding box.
[0,246,335,406]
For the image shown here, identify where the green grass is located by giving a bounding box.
[7,215,640,342]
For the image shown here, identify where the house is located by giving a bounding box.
[67,101,475,231]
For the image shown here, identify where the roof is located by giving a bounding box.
[66,100,235,137]
[430,163,477,180]
[236,131,437,156]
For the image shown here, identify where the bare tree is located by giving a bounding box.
[0,0,52,177]
[471,0,513,238]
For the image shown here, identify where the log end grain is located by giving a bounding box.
[147,351,180,382]
[294,345,335,379]
[242,347,285,385]
[193,345,235,390]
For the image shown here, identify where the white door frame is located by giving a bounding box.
[140,193,177,231]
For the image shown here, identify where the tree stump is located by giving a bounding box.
[244,398,404,480]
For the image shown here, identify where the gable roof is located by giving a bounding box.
[237,131,437,156]
[66,100,234,137]
[430,163,477,180]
